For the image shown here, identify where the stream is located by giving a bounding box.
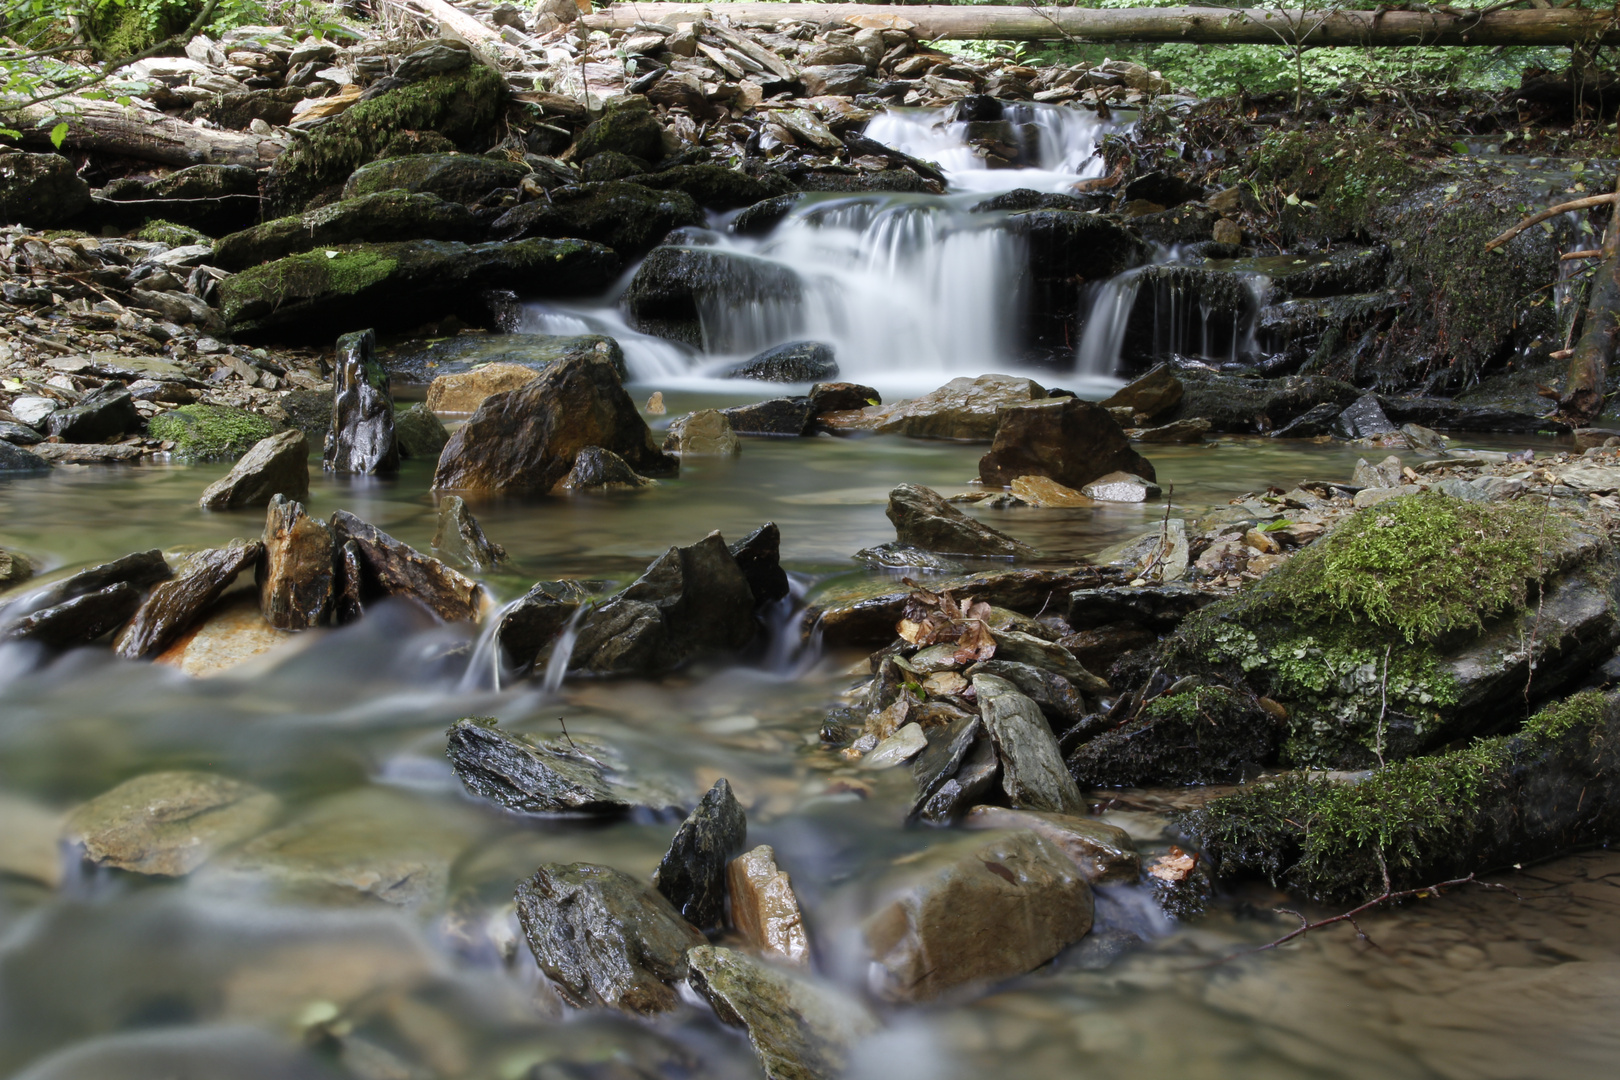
[2,105,1619,1080]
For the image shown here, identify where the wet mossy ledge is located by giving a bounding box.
[147,404,279,461]
[1147,491,1616,769]
[1183,691,1620,902]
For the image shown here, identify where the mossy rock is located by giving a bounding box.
[87,0,198,60]
[572,96,666,164]
[622,246,803,346]
[626,164,794,212]
[1143,492,1618,769]
[211,191,481,272]
[580,151,650,183]
[1183,690,1620,902]
[100,164,261,236]
[262,67,506,217]
[136,220,209,247]
[185,87,313,130]
[218,237,620,340]
[490,181,704,259]
[395,402,450,459]
[342,153,530,206]
[150,404,279,461]
[1068,685,1275,787]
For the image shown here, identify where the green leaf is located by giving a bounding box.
[1451,140,1469,154]
[48,122,68,149]
[1262,519,1293,533]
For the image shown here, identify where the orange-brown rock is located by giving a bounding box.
[258,494,334,629]
[978,397,1155,490]
[424,361,541,413]
[727,844,811,966]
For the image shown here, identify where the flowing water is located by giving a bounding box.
[2,106,1616,1080]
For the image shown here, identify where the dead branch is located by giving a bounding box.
[1485,192,1620,251]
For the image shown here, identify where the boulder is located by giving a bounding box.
[258,495,334,630]
[978,397,1155,489]
[425,361,540,413]
[517,862,704,1014]
[968,658,1088,727]
[663,408,740,455]
[219,238,620,340]
[198,429,310,510]
[973,673,1086,813]
[1011,209,1150,282]
[341,152,530,204]
[722,341,838,382]
[722,397,817,436]
[572,95,667,163]
[653,777,747,932]
[431,495,505,571]
[393,37,473,81]
[0,149,91,226]
[432,352,676,496]
[0,440,49,473]
[114,540,263,659]
[0,419,43,445]
[330,510,483,622]
[1098,362,1183,421]
[580,150,648,181]
[731,192,804,236]
[808,381,879,415]
[962,807,1140,885]
[623,246,803,346]
[628,163,791,211]
[726,846,811,967]
[820,374,1048,440]
[886,483,1040,560]
[687,946,879,1080]
[447,716,686,814]
[1080,471,1161,503]
[394,402,449,459]
[148,403,278,461]
[1168,371,1359,434]
[561,445,655,491]
[863,830,1093,1001]
[729,522,790,607]
[1334,392,1398,440]
[566,531,758,676]
[324,329,399,475]
[62,771,280,877]
[44,384,139,443]
[492,579,592,672]
[211,191,481,271]
[491,181,704,259]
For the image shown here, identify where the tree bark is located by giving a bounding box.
[14,98,281,168]
[1559,177,1620,426]
[583,4,1620,46]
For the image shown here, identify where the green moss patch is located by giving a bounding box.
[136,219,208,247]
[1069,684,1276,788]
[149,403,277,461]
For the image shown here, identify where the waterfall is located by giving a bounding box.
[1076,264,1273,376]
[863,102,1118,194]
[1076,271,1144,378]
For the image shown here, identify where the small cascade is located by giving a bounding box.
[457,597,523,693]
[1076,273,1144,378]
[517,304,694,382]
[1075,263,1273,376]
[539,603,590,697]
[864,102,1120,193]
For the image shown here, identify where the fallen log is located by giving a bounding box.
[13,98,282,169]
[583,4,1620,47]
[1559,174,1620,426]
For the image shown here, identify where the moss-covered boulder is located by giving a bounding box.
[211,191,482,271]
[0,149,92,227]
[150,404,279,462]
[1068,684,1274,788]
[1183,690,1620,901]
[626,165,794,212]
[218,238,620,340]
[1125,492,1619,772]
[97,164,260,236]
[262,67,505,217]
[572,96,667,164]
[491,181,704,258]
[342,154,531,206]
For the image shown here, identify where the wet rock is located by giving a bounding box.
[979,397,1155,490]
[732,192,804,236]
[624,246,803,346]
[1169,371,1360,434]
[863,830,1093,1001]
[2,583,143,648]
[886,483,1040,560]
[199,429,310,510]
[385,331,627,384]
[727,846,811,967]
[653,777,747,932]
[0,547,34,590]
[630,163,793,211]
[1010,475,1093,508]
[821,373,1047,440]
[342,152,530,204]
[211,190,481,272]
[1012,208,1150,282]
[433,352,677,496]
[722,341,838,383]
[62,771,280,877]
[806,567,1104,648]
[1125,171,1204,209]
[44,384,139,442]
[0,791,63,887]
[278,390,334,444]
[446,717,684,814]
[1066,583,1216,632]
[1334,393,1397,440]
[1134,418,1210,444]
[3,549,169,617]
[562,446,655,492]
[491,181,704,259]
[973,673,1086,813]
[0,148,91,226]
[258,495,333,630]
[491,579,592,672]
[431,495,505,571]
[962,806,1140,884]
[568,531,758,675]
[516,862,704,1013]
[574,95,667,163]
[324,329,399,475]
[115,540,263,659]
[969,658,1087,727]
[330,510,483,623]
[0,439,49,473]
[912,739,1001,825]
[393,402,449,460]
[1091,520,1190,583]
[424,361,541,413]
[687,945,878,1080]
[0,419,43,445]
[729,522,790,607]
[220,238,620,340]
[1081,471,1162,503]
[808,381,879,415]
[909,714,984,806]
[723,397,817,436]
[663,408,740,455]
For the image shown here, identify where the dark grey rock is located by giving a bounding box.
[624,246,802,346]
[113,540,262,659]
[1334,393,1398,440]
[653,777,747,932]
[324,329,399,475]
[198,429,310,510]
[722,341,838,383]
[912,739,999,825]
[731,193,804,236]
[1269,401,1343,438]
[393,39,472,82]
[563,445,654,491]
[729,522,790,607]
[330,510,482,623]
[968,658,1088,727]
[722,397,817,436]
[0,439,49,472]
[909,714,983,811]
[974,673,1086,813]
[886,483,1041,560]
[342,153,528,205]
[0,419,43,445]
[493,579,593,672]
[1,549,170,624]
[1,582,144,648]
[1066,583,1218,632]
[44,384,138,442]
[446,717,684,814]
[0,149,91,226]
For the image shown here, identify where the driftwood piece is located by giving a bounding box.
[582,4,1620,46]
[14,98,282,169]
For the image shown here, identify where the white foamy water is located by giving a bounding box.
[864,102,1121,194]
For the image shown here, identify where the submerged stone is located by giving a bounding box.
[663,409,740,455]
[431,495,505,571]
[114,540,262,659]
[963,806,1140,884]
[446,717,684,814]
[516,862,704,1014]
[653,777,747,932]
[63,770,280,877]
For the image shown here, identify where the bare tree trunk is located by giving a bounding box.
[14,98,281,168]
[1560,177,1620,427]
[583,4,1620,46]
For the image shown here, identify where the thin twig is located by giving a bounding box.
[1485,192,1620,251]
[1375,642,1391,767]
